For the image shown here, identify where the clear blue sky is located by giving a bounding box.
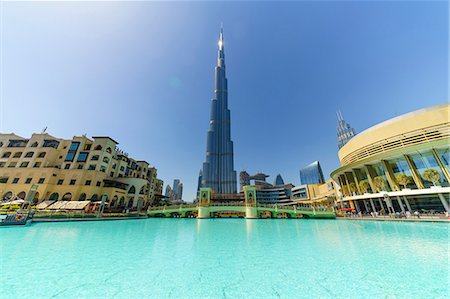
[2,1,448,201]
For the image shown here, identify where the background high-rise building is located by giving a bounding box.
[299,161,325,185]
[337,110,356,149]
[201,28,237,194]
[165,179,183,203]
[273,174,285,186]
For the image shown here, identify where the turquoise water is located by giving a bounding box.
[1,219,448,298]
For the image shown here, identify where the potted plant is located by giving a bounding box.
[359,180,370,194]
[423,169,441,187]
[373,176,386,192]
[395,173,411,190]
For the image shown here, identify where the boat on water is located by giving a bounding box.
[0,212,32,226]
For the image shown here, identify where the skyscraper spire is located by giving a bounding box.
[200,27,237,194]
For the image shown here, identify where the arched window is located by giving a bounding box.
[127,198,134,208]
[62,193,72,200]
[94,145,102,151]
[128,186,136,194]
[106,147,112,154]
[90,194,98,201]
[79,193,87,201]
[139,186,145,195]
[49,192,59,201]
[118,197,125,207]
[103,157,110,163]
[17,191,26,199]
[1,152,11,158]
[30,142,38,147]
[111,195,118,207]
[3,191,13,201]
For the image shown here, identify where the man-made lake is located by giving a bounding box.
[1,219,448,298]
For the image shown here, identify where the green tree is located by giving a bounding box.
[423,169,440,186]
[373,176,386,192]
[395,173,411,189]
[359,180,370,193]
[349,182,357,195]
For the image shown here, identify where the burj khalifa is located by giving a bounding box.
[200,28,237,194]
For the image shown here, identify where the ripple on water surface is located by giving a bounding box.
[1,219,448,298]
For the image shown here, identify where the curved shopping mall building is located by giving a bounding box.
[331,103,450,213]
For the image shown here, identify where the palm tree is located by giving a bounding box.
[373,176,386,192]
[349,182,357,195]
[423,169,441,186]
[359,180,370,193]
[395,173,411,189]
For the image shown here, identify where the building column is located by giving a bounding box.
[352,170,362,194]
[363,200,370,212]
[404,154,425,189]
[403,196,412,212]
[382,160,400,191]
[396,196,405,213]
[364,165,377,193]
[369,198,376,212]
[437,193,450,213]
[432,148,450,183]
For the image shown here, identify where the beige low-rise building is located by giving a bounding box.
[0,133,163,211]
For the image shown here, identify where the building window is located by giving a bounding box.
[96,181,101,187]
[91,155,99,161]
[8,162,17,168]
[120,166,125,171]
[77,164,84,169]
[85,180,91,186]
[64,164,71,169]
[110,172,114,177]
[88,164,96,171]
[25,152,34,158]
[100,166,106,173]
[20,162,29,168]
[37,152,46,158]
[2,152,11,158]
[12,178,19,184]
[30,142,38,147]
[0,177,8,183]
[38,178,45,184]
[8,140,28,148]
[33,162,41,168]
[0,162,5,168]
[103,157,110,164]
[43,139,59,149]
[25,178,32,184]
[94,145,102,151]
[69,179,76,185]
[112,163,116,169]
[77,152,88,162]
[13,152,22,158]
[65,142,80,162]
[57,179,64,185]
[84,144,92,150]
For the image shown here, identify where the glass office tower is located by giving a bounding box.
[300,161,325,185]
